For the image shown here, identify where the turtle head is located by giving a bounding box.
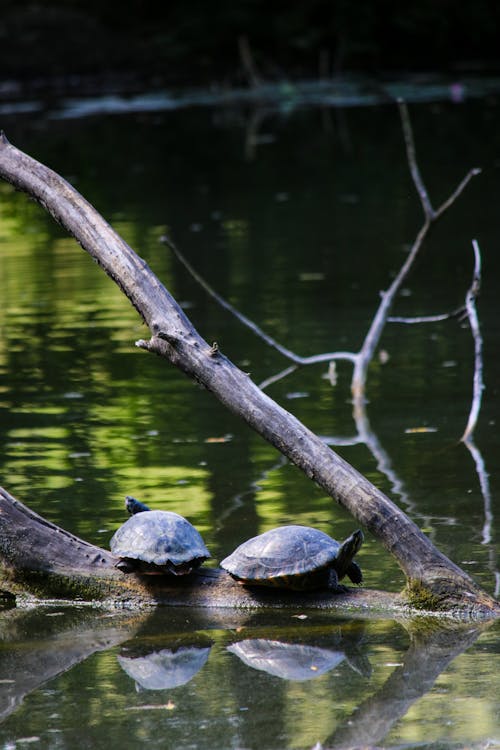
[334,529,364,583]
[347,529,364,555]
[125,496,151,515]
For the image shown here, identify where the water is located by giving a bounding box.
[0,87,499,747]
[0,607,497,749]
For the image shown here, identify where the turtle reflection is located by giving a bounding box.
[227,638,360,682]
[118,645,211,691]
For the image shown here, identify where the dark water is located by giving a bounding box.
[0,88,499,747]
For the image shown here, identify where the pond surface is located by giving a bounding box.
[0,83,499,748]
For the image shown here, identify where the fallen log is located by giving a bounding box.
[0,133,498,620]
[0,487,497,619]
[0,487,400,614]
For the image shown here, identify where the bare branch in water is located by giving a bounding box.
[388,307,466,324]
[461,240,484,443]
[163,234,357,372]
[350,103,481,401]
[162,103,484,499]
[164,101,480,410]
[397,98,435,219]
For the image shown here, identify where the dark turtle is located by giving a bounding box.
[220,525,363,591]
[110,496,210,575]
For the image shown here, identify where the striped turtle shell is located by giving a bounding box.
[110,500,210,575]
[221,525,363,591]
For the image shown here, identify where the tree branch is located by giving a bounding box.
[351,101,481,401]
[388,307,466,324]
[164,103,480,409]
[398,98,435,219]
[461,239,484,442]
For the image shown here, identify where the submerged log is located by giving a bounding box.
[0,134,498,619]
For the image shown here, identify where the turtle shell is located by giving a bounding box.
[110,510,210,575]
[220,525,363,591]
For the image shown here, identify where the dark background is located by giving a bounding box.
[2,1,500,91]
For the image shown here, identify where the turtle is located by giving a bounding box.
[110,496,210,575]
[220,525,363,592]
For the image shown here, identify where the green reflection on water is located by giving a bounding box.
[0,607,497,749]
[0,96,499,747]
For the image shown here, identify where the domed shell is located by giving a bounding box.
[220,525,363,590]
[110,510,210,574]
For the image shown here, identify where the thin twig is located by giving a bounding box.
[388,306,466,324]
[398,99,434,219]
[163,234,358,375]
[434,168,482,219]
[461,240,484,443]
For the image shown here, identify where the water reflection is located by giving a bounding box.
[0,607,148,723]
[0,606,494,748]
[227,639,362,681]
[118,645,211,691]
[326,621,489,749]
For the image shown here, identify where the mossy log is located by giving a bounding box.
[0,487,399,613]
[0,135,498,620]
[0,487,498,620]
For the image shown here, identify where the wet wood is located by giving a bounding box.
[0,134,498,619]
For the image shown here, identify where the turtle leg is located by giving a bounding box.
[327,568,349,594]
[346,561,363,584]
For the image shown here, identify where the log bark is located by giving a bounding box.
[0,133,498,619]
